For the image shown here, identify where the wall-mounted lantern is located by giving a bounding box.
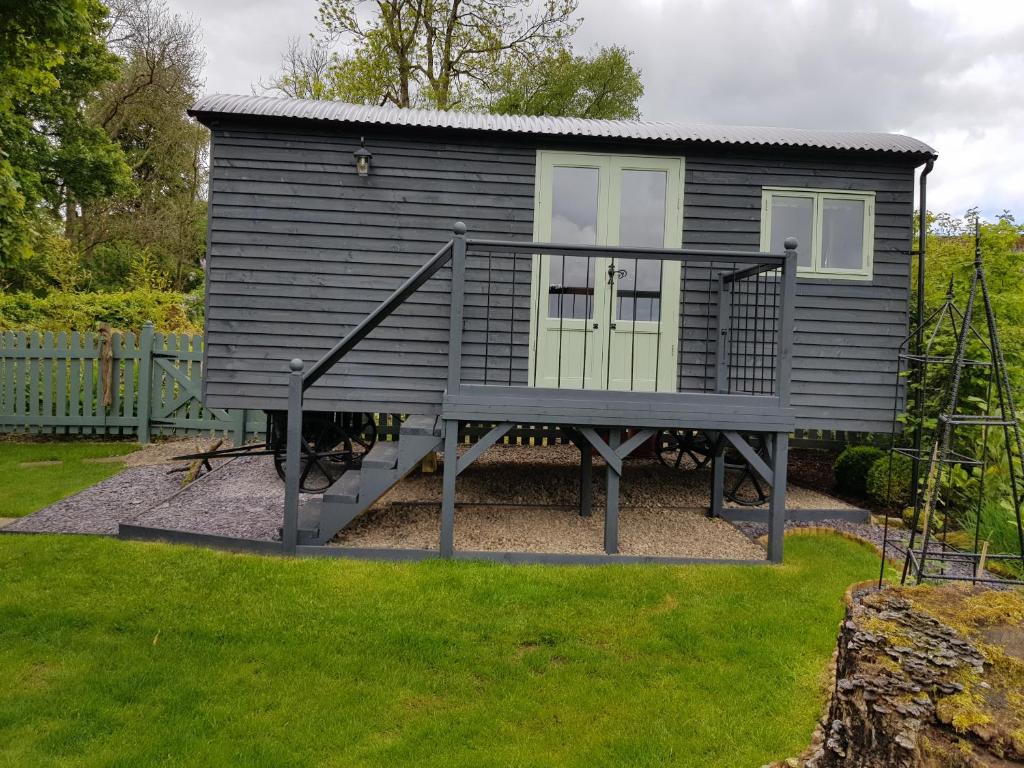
[354,137,372,177]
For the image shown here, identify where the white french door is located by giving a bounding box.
[529,152,683,391]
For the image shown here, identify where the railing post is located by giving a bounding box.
[715,275,731,393]
[776,239,798,405]
[137,322,154,444]
[282,358,304,555]
[446,222,467,395]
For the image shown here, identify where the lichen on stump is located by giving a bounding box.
[791,586,1024,768]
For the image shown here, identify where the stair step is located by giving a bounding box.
[325,470,361,503]
[362,441,400,470]
[400,414,440,437]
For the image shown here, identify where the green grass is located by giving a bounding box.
[0,533,880,767]
[0,440,137,517]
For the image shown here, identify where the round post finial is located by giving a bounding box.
[289,358,304,372]
[453,221,467,236]
[783,237,798,252]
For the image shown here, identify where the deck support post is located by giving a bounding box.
[282,358,304,556]
[604,428,622,554]
[767,431,789,563]
[579,432,593,518]
[440,419,459,557]
[710,432,725,518]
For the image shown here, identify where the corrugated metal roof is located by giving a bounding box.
[190,93,937,158]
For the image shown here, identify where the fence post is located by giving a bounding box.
[232,408,248,446]
[776,239,798,406]
[137,322,154,444]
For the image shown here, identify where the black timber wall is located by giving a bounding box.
[203,118,916,432]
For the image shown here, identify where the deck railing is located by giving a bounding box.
[282,222,798,551]
[457,238,796,398]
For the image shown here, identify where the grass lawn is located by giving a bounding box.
[0,533,880,767]
[0,440,137,518]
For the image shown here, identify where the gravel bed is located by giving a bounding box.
[130,455,315,541]
[3,465,183,535]
[336,502,765,559]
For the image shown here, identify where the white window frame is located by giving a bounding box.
[760,187,875,280]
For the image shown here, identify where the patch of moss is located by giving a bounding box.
[937,689,993,734]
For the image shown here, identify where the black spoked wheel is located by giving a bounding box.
[724,433,771,506]
[656,429,713,471]
[271,412,377,493]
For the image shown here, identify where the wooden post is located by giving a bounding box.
[580,436,593,518]
[605,428,622,554]
[446,222,467,396]
[282,358,304,555]
[767,431,789,563]
[715,276,732,393]
[777,240,798,405]
[710,433,725,518]
[232,408,248,446]
[440,420,458,557]
[137,322,154,444]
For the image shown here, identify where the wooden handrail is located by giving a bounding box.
[302,239,455,390]
[466,238,786,266]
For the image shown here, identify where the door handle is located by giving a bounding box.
[610,322,617,330]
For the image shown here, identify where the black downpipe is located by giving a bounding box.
[910,158,936,511]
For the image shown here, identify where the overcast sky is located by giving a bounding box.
[168,0,1024,219]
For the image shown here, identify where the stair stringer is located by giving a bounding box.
[305,430,442,545]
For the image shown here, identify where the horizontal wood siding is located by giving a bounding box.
[204,124,535,414]
[682,154,914,431]
[203,120,915,431]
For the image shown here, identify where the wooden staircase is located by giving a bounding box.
[297,415,444,545]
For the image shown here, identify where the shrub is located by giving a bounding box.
[834,445,885,497]
[0,289,202,334]
[866,452,915,508]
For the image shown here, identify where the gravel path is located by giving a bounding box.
[3,466,183,535]
[129,455,313,541]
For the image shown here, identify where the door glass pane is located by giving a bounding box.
[770,196,813,268]
[548,166,599,319]
[821,198,865,270]
[616,169,667,320]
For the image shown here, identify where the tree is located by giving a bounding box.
[261,0,644,119]
[488,45,643,119]
[0,0,132,267]
[76,0,209,291]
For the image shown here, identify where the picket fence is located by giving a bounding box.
[0,323,263,442]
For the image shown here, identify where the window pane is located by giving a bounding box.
[616,258,662,321]
[770,196,813,268]
[821,198,866,271]
[548,165,599,319]
[618,170,667,247]
[617,170,666,320]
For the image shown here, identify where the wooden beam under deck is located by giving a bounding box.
[443,385,795,432]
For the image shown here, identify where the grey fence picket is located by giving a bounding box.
[0,327,264,442]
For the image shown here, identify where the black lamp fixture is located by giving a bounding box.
[353,137,372,177]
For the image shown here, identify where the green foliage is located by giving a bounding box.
[0,288,202,333]
[488,45,644,119]
[962,499,1023,559]
[834,445,885,497]
[264,1,644,119]
[866,452,915,508]
[0,0,132,265]
[0,533,879,766]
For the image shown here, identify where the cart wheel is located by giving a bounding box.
[272,413,351,493]
[724,434,771,506]
[656,429,713,470]
[329,412,377,466]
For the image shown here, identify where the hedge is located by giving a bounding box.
[0,289,203,334]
